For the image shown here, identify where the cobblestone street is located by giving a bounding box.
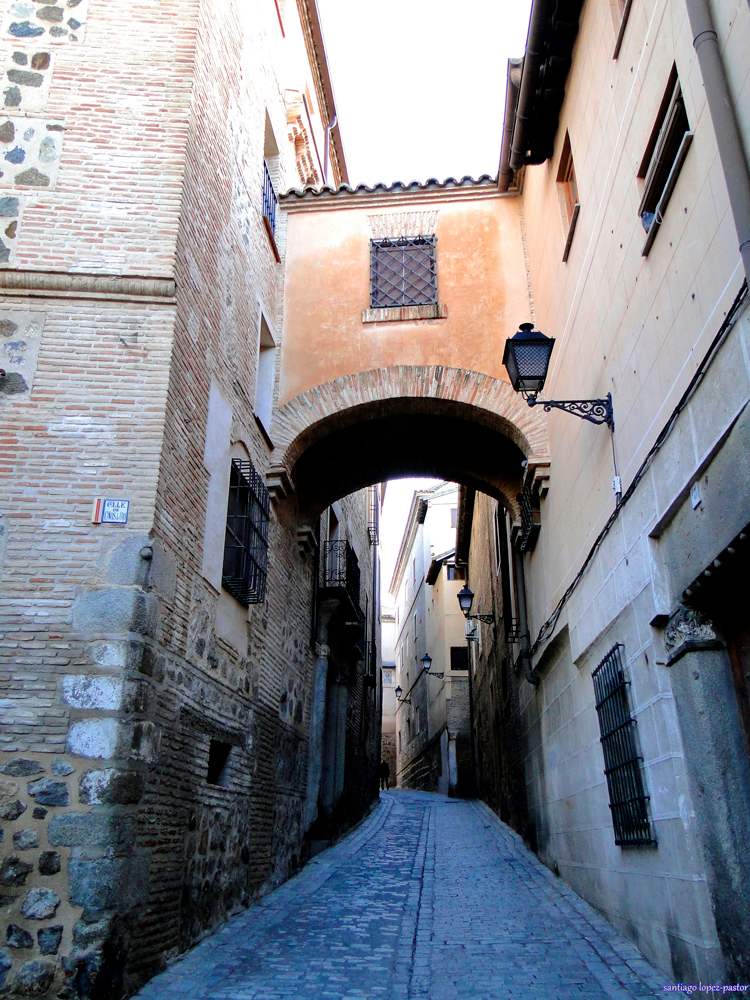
[135,791,666,1000]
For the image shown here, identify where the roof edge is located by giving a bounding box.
[297,0,348,186]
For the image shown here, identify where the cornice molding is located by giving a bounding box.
[0,270,176,303]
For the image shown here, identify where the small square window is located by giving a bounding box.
[207,740,232,787]
[450,646,469,671]
[638,67,692,255]
[370,236,437,308]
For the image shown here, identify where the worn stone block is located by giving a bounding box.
[72,914,111,950]
[27,778,68,807]
[69,855,150,910]
[12,829,38,851]
[37,851,60,876]
[48,812,136,850]
[0,855,33,886]
[31,808,46,820]
[78,768,144,806]
[11,958,56,996]
[0,949,10,986]
[20,888,60,920]
[6,923,33,948]
[0,800,26,821]
[66,718,118,760]
[0,759,43,777]
[62,675,124,711]
[51,758,74,776]
[71,588,158,638]
[37,925,62,956]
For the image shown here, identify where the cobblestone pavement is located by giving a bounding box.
[134,791,667,1000]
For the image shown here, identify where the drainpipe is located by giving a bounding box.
[323,115,338,185]
[498,58,523,192]
[685,0,750,280]
[509,0,556,172]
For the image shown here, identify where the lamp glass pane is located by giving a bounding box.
[503,331,555,394]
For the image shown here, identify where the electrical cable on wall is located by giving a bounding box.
[531,279,749,656]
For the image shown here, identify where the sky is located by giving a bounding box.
[316,0,533,187]
[379,478,442,603]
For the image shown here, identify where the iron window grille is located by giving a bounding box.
[263,159,278,237]
[517,483,541,552]
[592,644,656,847]
[321,539,362,613]
[222,458,271,607]
[367,486,379,546]
[370,236,437,308]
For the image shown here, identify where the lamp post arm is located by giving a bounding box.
[526,392,614,430]
[465,613,497,625]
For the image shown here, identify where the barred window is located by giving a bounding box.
[222,458,270,606]
[370,236,437,308]
[592,644,656,847]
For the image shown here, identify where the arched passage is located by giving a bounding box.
[271,366,550,517]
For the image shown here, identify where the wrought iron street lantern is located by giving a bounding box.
[503,322,614,430]
[456,585,496,625]
[421,651,444,680]
[502,322,555,396]
[394,685,411,705]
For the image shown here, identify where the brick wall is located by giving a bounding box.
[0,0,379,997]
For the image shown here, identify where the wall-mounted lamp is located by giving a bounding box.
[456,585,497,625]
[503,323,614,430]
[421,652,444,680]
[394,685,411,705]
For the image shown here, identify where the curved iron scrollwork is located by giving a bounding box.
[525,391,614,430]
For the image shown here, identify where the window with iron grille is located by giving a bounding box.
[262,159,278,237]
[222,458,270,607]
[592,644,657,847]
[370,236,437,308]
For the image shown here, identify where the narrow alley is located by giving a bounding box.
[134,791,665,1000]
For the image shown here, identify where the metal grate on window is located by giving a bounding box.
[370,236,437,308]
[592,644,656,847]
[262,159,278,236]
[222,458,271,607]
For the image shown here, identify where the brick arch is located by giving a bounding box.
[271,366,549,518]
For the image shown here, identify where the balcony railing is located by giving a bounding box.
[321,540,361,615]
[263,159,278,237]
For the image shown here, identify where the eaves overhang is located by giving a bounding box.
[425,548,456,586]
[280,175,505,212]
[501,0,584,184]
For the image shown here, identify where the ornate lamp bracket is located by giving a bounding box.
[525,391,614,431]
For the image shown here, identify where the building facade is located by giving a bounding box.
[380,605,397,786]
[0,1,379,997]
[390,484,471,795]
[460,0,750,986]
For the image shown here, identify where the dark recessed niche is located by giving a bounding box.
[207,740,232,787]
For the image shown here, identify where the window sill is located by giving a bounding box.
[562,202,580,263]
[262,215,281,263]
[362,303,448,323]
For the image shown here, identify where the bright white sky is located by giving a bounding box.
[380,478,442,602]
[316,0,533,187]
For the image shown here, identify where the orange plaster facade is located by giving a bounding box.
[279,185,531,404]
